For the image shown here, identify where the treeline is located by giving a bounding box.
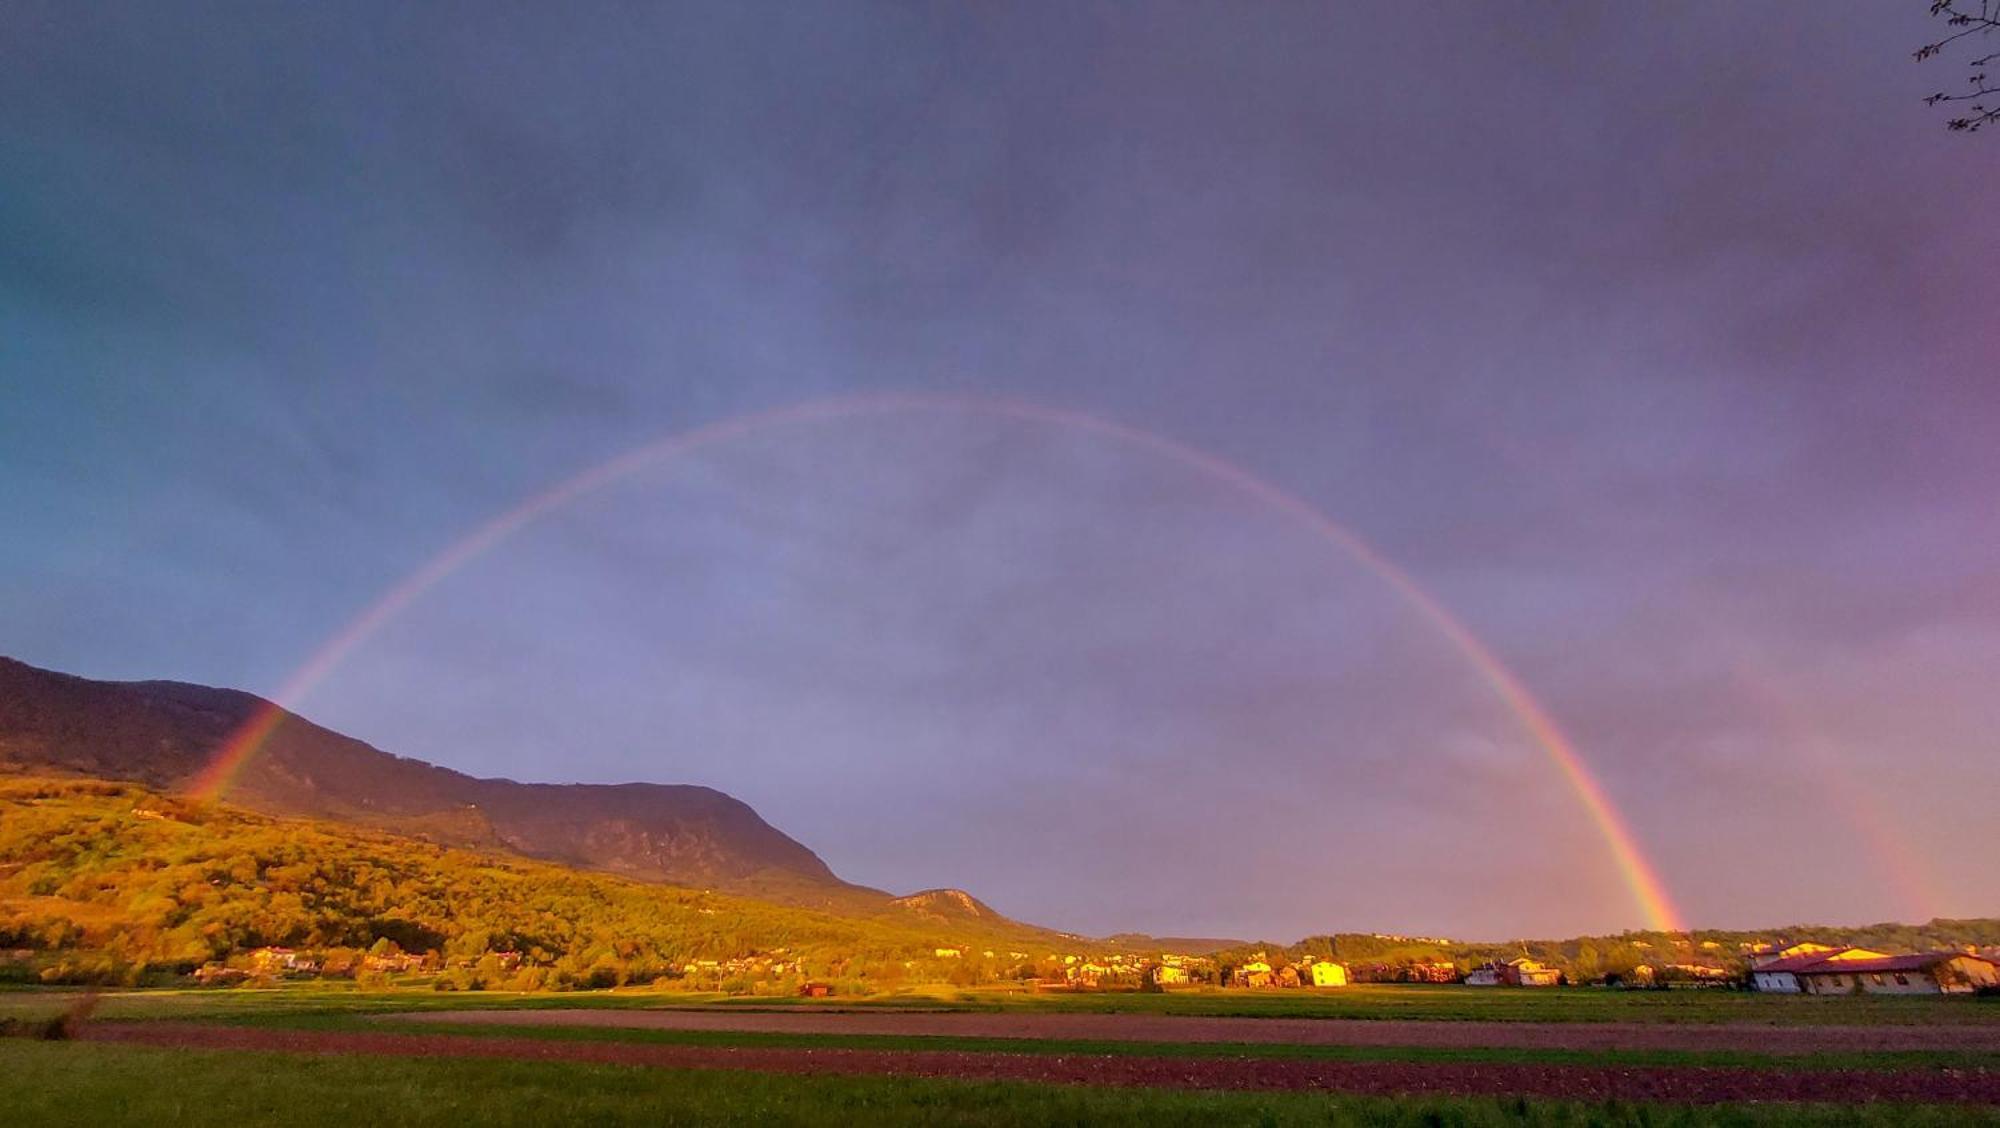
[1245,918,2000,983]
[0,777,971,989]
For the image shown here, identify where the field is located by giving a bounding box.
[5,984,1999,1125]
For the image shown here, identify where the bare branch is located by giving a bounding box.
[1919,1,2000,134]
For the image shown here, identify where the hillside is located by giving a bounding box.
[0,775,1032,987]
[1109,934,1249,955]
[890,888,1011,924]
[0,656,855,901]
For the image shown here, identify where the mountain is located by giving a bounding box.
[0,656,859,901]
[0,774,980,984]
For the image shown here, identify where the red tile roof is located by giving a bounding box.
[1795,952,1994,976]
[1757,950,1995,976]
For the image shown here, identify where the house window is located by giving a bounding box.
[1870,974,1885,985]
[1894,974,1909,985]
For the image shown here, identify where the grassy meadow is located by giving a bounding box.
[4,970,1999,1125]
[9,979,1998,1026]
[4,1039,1998,1128]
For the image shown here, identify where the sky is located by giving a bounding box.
[3,2,1996,942]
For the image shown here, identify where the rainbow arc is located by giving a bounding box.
[191,392,1686,933]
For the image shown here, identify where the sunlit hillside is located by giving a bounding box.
[0,776,1067,991]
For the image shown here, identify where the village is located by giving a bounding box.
[182,937,2000,999]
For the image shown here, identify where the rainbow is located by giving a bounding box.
[190,391,1686,933]
[1720,647,1947,923]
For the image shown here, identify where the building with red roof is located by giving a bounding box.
[1750,946,1999,995]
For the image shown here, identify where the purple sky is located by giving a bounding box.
[4,3,1996,941]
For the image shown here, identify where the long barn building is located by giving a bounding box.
[1750,946,1999,995]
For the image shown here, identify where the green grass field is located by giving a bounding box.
[8,983,1999,1073]
[706,983,2000,1025]
[221,1015,2000,1074]
[4,1040,1997,1128]
[6,980,1998,1025]
[6,983,1997,1125]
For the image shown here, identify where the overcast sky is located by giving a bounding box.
[4,2,1996,941]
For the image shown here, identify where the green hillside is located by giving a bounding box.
[0,776,1050,991]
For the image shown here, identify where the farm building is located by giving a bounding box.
[1750,947,1891,993]
[1789,951,1999,996]
[1466,957,1560,987]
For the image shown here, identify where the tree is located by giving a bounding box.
[1918,1,2000,132]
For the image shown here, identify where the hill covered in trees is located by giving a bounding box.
[0,776,1065,990]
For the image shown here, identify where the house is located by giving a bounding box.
[1749,947,1891,993]
[798,982,832,998]
[1467,957,1559,987]
[247,947,318,975]
[1066,961,1109,987]
[1307,960,1348,987]
[1235,958,1274,988]
[1503,957,1561,987]
[1464,963,1504,986]
[1152,964,1190,986]
[1792,952,2000,996]
[362,952,427,973]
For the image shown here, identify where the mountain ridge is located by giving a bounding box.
[0,656,858,902]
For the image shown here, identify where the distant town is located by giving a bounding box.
[175,934,2000,999]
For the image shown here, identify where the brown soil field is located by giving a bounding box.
[80,1021,2000,1105]
[392,1007,2000,1054]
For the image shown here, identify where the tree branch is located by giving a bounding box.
[1919,1,2000,133]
